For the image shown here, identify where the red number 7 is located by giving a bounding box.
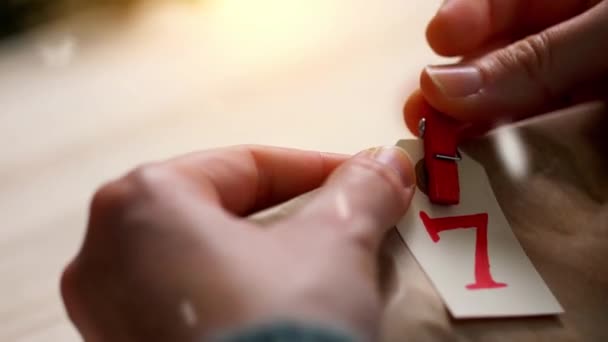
[420,211,507,290]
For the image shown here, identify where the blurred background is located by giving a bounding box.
[0,0,447,340]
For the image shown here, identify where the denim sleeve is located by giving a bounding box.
[211,322,360,342]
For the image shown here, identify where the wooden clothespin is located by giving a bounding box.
[419,109,465,205]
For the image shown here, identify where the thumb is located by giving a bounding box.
[289,146,416,253]
[421,1,608,123]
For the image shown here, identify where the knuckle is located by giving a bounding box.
[514,32,553,80]
[485,31,557,99]
[73,164,185,320]
[125,162,171,197]
[89,162,174,228]
[60,262,78,306]
[60,261,91,327]
[60,265,81,326]
[90,178,136,222]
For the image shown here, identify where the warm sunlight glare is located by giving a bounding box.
[201,0,340,68]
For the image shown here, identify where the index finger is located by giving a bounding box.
[170,145,348,215]
[427,0,597,56]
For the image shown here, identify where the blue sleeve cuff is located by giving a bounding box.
[211,321,360,342]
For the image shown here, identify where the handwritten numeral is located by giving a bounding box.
[420,211,507,290]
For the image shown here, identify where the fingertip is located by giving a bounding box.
[345,146,417,221]
[419,68,477,122]
[420,67,445,106]
[358,146,417,230]
[426,0,491,56]
[371,146,416,191]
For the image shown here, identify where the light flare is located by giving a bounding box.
[493,125,528,179]
[38,34,77,68]
[179,299,198,327]
[201,0,339,67]
[335,190,351,220]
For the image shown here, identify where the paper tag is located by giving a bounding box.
[395,139,563,318]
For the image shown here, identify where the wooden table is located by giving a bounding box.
[1,1,606,340]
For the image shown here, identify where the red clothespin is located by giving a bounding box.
[419,109,465,205]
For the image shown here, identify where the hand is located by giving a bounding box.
[404,0,608,134]
[61,145,415,341]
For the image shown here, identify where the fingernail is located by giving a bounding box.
[371,146,415,188]
[425,65,482,97]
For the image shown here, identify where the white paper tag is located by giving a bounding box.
[395,139,563,318]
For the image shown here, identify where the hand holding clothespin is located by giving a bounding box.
[419,109,468,205]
